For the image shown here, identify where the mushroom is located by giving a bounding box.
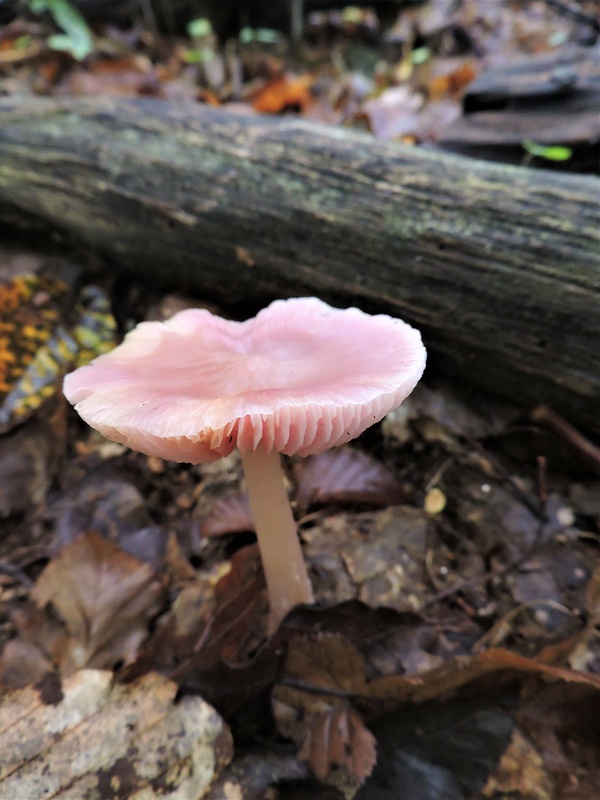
[63,297,426,630]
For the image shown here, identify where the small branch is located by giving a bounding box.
[531,404,600,475]
[279,677,355,699]
[0,561,34,589]
[467,435,544,519]
[424,446,550,609]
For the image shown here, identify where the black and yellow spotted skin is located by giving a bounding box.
[0,275,117,433]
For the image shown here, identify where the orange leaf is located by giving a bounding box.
[251,74,314,114]
[429,62,477,101]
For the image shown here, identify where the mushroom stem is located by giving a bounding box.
[241,444,314,632]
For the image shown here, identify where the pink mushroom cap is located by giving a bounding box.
[63,297,426,463]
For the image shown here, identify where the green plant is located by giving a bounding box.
[522,139,573,162]
[29,0,94,60]
[184,17,215,64]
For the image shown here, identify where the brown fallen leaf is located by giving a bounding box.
[0,669,232,799]
[0,399,66,516]
[206,752,309,800]
[361,84,424,140]
[359,647,600,714]
[0,638,53,691]
[517,680,600,800]
[130,545,268,712]
[31,531,165,674]
[482,728,554,800]
[303,504,430,612]
[294,447,404,511]
[299,707,377,785]
[57,55,160,97]
[585,562,600,622]
[279,600,476,679]
[275,625,600,795]
[4,602,70,689]
[199,489,254,536]
[193,543,265,668]
[250,73,315,114]
[427,58,479,101]
[273,632,377,786]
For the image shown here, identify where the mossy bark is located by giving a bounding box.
[0,96,598,429]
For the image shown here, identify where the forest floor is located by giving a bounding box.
[0,1,599,798]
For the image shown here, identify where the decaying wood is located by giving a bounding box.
[0,669,232,798]
[441,45,600,157]
[0,96,598,429]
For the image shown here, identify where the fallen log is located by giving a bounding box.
[0,96,598,430]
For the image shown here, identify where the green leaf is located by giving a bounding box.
[15,35,34,49]
[522,139,573,162]
[411,46,431,65]
[187,18,212,39]
[341,6,364,24]
[28,0,94,60]
[239,27,283,45]
[47,32,92,60]
[182,48,213,64]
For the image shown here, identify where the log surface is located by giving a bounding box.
[0,96,598,428]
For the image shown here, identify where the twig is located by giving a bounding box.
[533,455,548,550]
[0,561,34,589]
[424,451,550,609]
[473,598,578,653]
[536,455,548,509]
[424,456,455,492]
[531,404,600,475]
[424,566,498,608]
[467,435,544,519]
[279,677,355,699]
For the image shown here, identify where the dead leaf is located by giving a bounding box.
[275,629,600,796]
[9,601,69,671]
[427,58,478,101]
[585,562,600,621]
[199,489,254,537]
[206,752,308,800]
[250,73,314,114]
[272,632,367,745]
[58,56,160,97]
[357,692,515,800]
[276,625,600,717]
[279,600,475,679]
[273,633,377,787]
[200,543,265,666]
[294,448,404,511]
[180,645,282,720]
[0,638,53,690]
[0,415,61,516]
[482,728,553,800]
[279,632,367,701]
[137,545,267,713]
[299,707,377,784]
[361,85,424,140]
[301,506,430,611]
[360,648,600,715]
[518,681,600,800]
[31,531,164,674]
[51,476,152,552]
[0,669,232,798]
